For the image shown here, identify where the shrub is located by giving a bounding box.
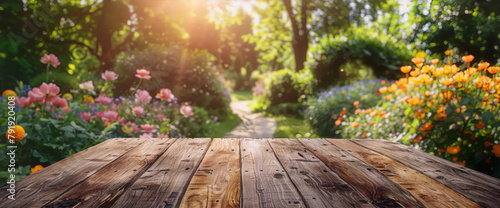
[114,44,230,117]
[378,51,500,177]
[305,79,387,137]
[252,68,315,114]
[308,27,411,90]
[0,54,219,186]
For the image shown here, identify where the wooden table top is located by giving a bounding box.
[1,138,500,208]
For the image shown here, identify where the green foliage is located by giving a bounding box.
[273,115,318,138]
[114,44,230,117]
[251,68,314,113]
[305,80,387,137]
[308,27,412,90]
[411,0,500,63]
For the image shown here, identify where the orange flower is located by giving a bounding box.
[335,119,342,126]
[370,111,378,117]
[455,162,466,166]
[465,67,478,76]
[492,144,500,157]
[352,122,359,128]
[370,121,376,125]
[410,70,420,77]
[387,84,397,92]
[432,68,444,77]
[484,141,491,147]
[420,122,434,131]
[353,100,360,106]
[442,90,454,100]
[462,55,474,63]
[354,109,361,114]
[444,50,453,55]
[478,62,490,70]
[440,78,454,86]
[475,122,485,129]
[381,80,387,84]
[6,125,25,143]
[379,111,387,117]
[379,86,388,94]
[385,94,393,100]
[439,148,446,153]
[406,96,423,106]
[400,65,412,73]
[453,72,471,83]
[31,165,44,174]
[2,89,17,99]
[411,57,424,66]
[422,65,434,73]
[341,110,347,115]
[361,132,367,138]
[446,145,461,154]
[487,66,500,74]
[431,59,439,65]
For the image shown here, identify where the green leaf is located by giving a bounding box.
[70,121,86,132]
[482,112,494,123]
[102,122,119,134]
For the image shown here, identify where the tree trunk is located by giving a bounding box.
[283,0,309,72]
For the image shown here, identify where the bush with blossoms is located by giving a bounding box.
[373,50,500,177]
[0,53,218,186]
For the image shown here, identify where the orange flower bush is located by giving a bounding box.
[379,51,500,175]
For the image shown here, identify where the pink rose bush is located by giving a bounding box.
[101,70,119,81]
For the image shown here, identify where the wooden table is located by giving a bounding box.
[1,138,500,208]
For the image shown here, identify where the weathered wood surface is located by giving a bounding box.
[352,139,500,208]
[1,138,499,208]
[241,138,304,207]
[328,139,480,208]
[180,138,240,208]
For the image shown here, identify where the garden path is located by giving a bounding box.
[224,100,277,138]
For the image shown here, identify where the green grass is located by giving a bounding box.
[230,91,253,101]
[208,113,242,138]
[272,115,318,138]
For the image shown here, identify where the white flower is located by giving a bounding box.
[79,81,95,92]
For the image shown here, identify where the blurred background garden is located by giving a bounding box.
[1,0,500,185]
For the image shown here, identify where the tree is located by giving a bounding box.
[410,0,500,63]
[283,0,309,72]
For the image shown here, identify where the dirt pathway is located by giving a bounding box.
[224,101,277,138]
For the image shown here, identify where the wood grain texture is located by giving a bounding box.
[0,138,144,208]
[241,139,305,207]
[328,139,481,208]
[43,138,173,208]
[110,138,211,208]
[353,139,500,208]
[299,138,425,207]
[180,138,241,208]
[268,138,373,208]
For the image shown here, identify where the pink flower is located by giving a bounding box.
[140,124,156,132]
[80,112,93,123]
[139,133,153,138]
[135,69,151,80]
[26,82,61,104]
[135,89,152,105]
[132,106,146,116]
[155,88,175,101]
[252,80,265,97]
[157,133,169,138]
[55,115,66,119]
[51,96,68,108]
[79,81,94,92]
[121,122,139,134]
[39,82,60,97]
[40,54,60,68]
[101,70,119,81]
[97,110,119,122]
[95,94,113,105]
[18,97,32,107]
[180,105,194,117]
[154,114,167,120]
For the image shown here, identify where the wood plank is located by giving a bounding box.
[268,138,374,207]
[180,138,240,208]
[43,138,173,208]
[328,139,481,208]
[353,139,500,208]
[0,138,145,208]
[299,138,424,207]
[111,138,211,208]
[240,138,305,207]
